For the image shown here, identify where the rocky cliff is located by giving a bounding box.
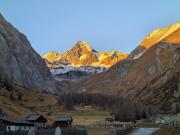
[0,14,58,93]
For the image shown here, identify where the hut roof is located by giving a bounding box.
[26,115,41,121]
[55,116,72,121]
[0,116,34,126]
[25,115,47,123]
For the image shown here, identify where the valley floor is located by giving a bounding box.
[1,84,180,135]
[0,83,111,125]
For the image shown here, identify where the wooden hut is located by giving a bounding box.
[53,116,73,127]
[25,115,47,127]
[0,116,34,131]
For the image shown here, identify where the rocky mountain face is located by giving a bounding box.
[66,23,180,114]
[44,41,127,81]
[0,14,58,93]
[44,41,128,67]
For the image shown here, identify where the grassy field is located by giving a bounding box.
[0,83,115,135]
[0,84,112,125]
[49,106,111,125]
[87,128,109,135]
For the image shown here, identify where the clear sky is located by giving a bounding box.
[0,0,180,55]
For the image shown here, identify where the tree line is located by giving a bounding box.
[59,92,148,121]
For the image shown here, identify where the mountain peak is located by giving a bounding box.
[44,41,127,67]
[73,40,96,52]
[43,51,60,63]
[141,22,180,48]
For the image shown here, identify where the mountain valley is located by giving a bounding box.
[0,13,180,121]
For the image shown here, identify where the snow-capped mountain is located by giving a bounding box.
[44,41,127,81]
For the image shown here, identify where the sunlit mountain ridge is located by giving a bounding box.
[141,22,180,48]
[44,41,128,68]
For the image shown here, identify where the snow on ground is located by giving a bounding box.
[129,128,159,135]
[49,62,108,76]
[133,50,146,60]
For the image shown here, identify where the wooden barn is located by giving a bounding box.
[0,116,34,131]
[53,116,73,127]
[25,114,47,127]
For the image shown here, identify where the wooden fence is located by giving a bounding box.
[5,130,28,135]
[75,122,133,129]
[109,127,133,135]
[115,127,133,135]
[1,122,133,135]
[36,128,87,135]
[3,127,87,135]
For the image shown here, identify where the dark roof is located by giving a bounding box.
[25,115,47,123]
[26,115,42,121]
[0,116,34,126]
[55,116,72,121]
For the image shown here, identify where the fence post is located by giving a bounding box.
[55,127,61,135]
[28,127,35,135]
[123,124,126,129]
[109,128,116,135]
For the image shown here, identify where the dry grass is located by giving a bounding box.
[56,106,111,125]
[0,84,59,118]
[87,128,109,135]
[136,121,159,128]
[0,84,111,125]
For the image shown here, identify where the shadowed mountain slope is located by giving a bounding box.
[0,13,58,93]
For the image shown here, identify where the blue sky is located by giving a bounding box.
[0,0,180,55]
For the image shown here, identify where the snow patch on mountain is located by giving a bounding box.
[48,62,108,81]
[133,50,146,60]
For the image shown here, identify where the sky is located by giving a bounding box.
[0,0,180,55]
